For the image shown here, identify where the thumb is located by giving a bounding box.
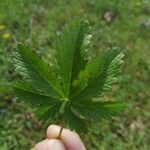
[33,139,66,150]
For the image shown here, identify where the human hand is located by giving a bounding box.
[32,124,86,150]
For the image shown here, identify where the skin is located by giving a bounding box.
[32,124,86,150]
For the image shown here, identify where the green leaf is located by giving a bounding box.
[13,81,61,107]
[73,47,124,102]
[35,102,63,123]
[64,103,88,133]
[56,19,90,98]
[12,19,125,134]
[12,44,63,98]
[71,54,104,97]
[72,101,125,122]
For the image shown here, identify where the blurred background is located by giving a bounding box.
[0,0,150,149]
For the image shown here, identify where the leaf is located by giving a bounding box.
[12,19,125,134]
[35,102,63,123]
[64,103,88,133]
[13,81,61,107]
[72,47,124,102]
[72,101,125,122]
[71,54,104,97]
[56,19,90,97]
[12,44,63,98]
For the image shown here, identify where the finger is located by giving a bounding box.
[46,125,86,150]
[34,139,66,150]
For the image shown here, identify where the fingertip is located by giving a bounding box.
[46,125,86,150]
[46,124,61,139]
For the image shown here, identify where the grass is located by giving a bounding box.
[0,0,150,149]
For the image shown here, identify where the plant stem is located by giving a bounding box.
[58,125,63,139]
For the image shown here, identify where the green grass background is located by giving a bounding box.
[0,0,150,149]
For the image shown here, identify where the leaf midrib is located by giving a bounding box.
[18,50,63,98]
[68,24,85,98]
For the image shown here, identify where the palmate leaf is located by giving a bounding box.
[72,101,125,122]
[12,44,63,98]
[13,81,61,107]
[72,47,124,102]
[13,81,63,123]
[12,19,125,134]
[56,19,91,97]
[64,104,88,133]
[71,54,104,96]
